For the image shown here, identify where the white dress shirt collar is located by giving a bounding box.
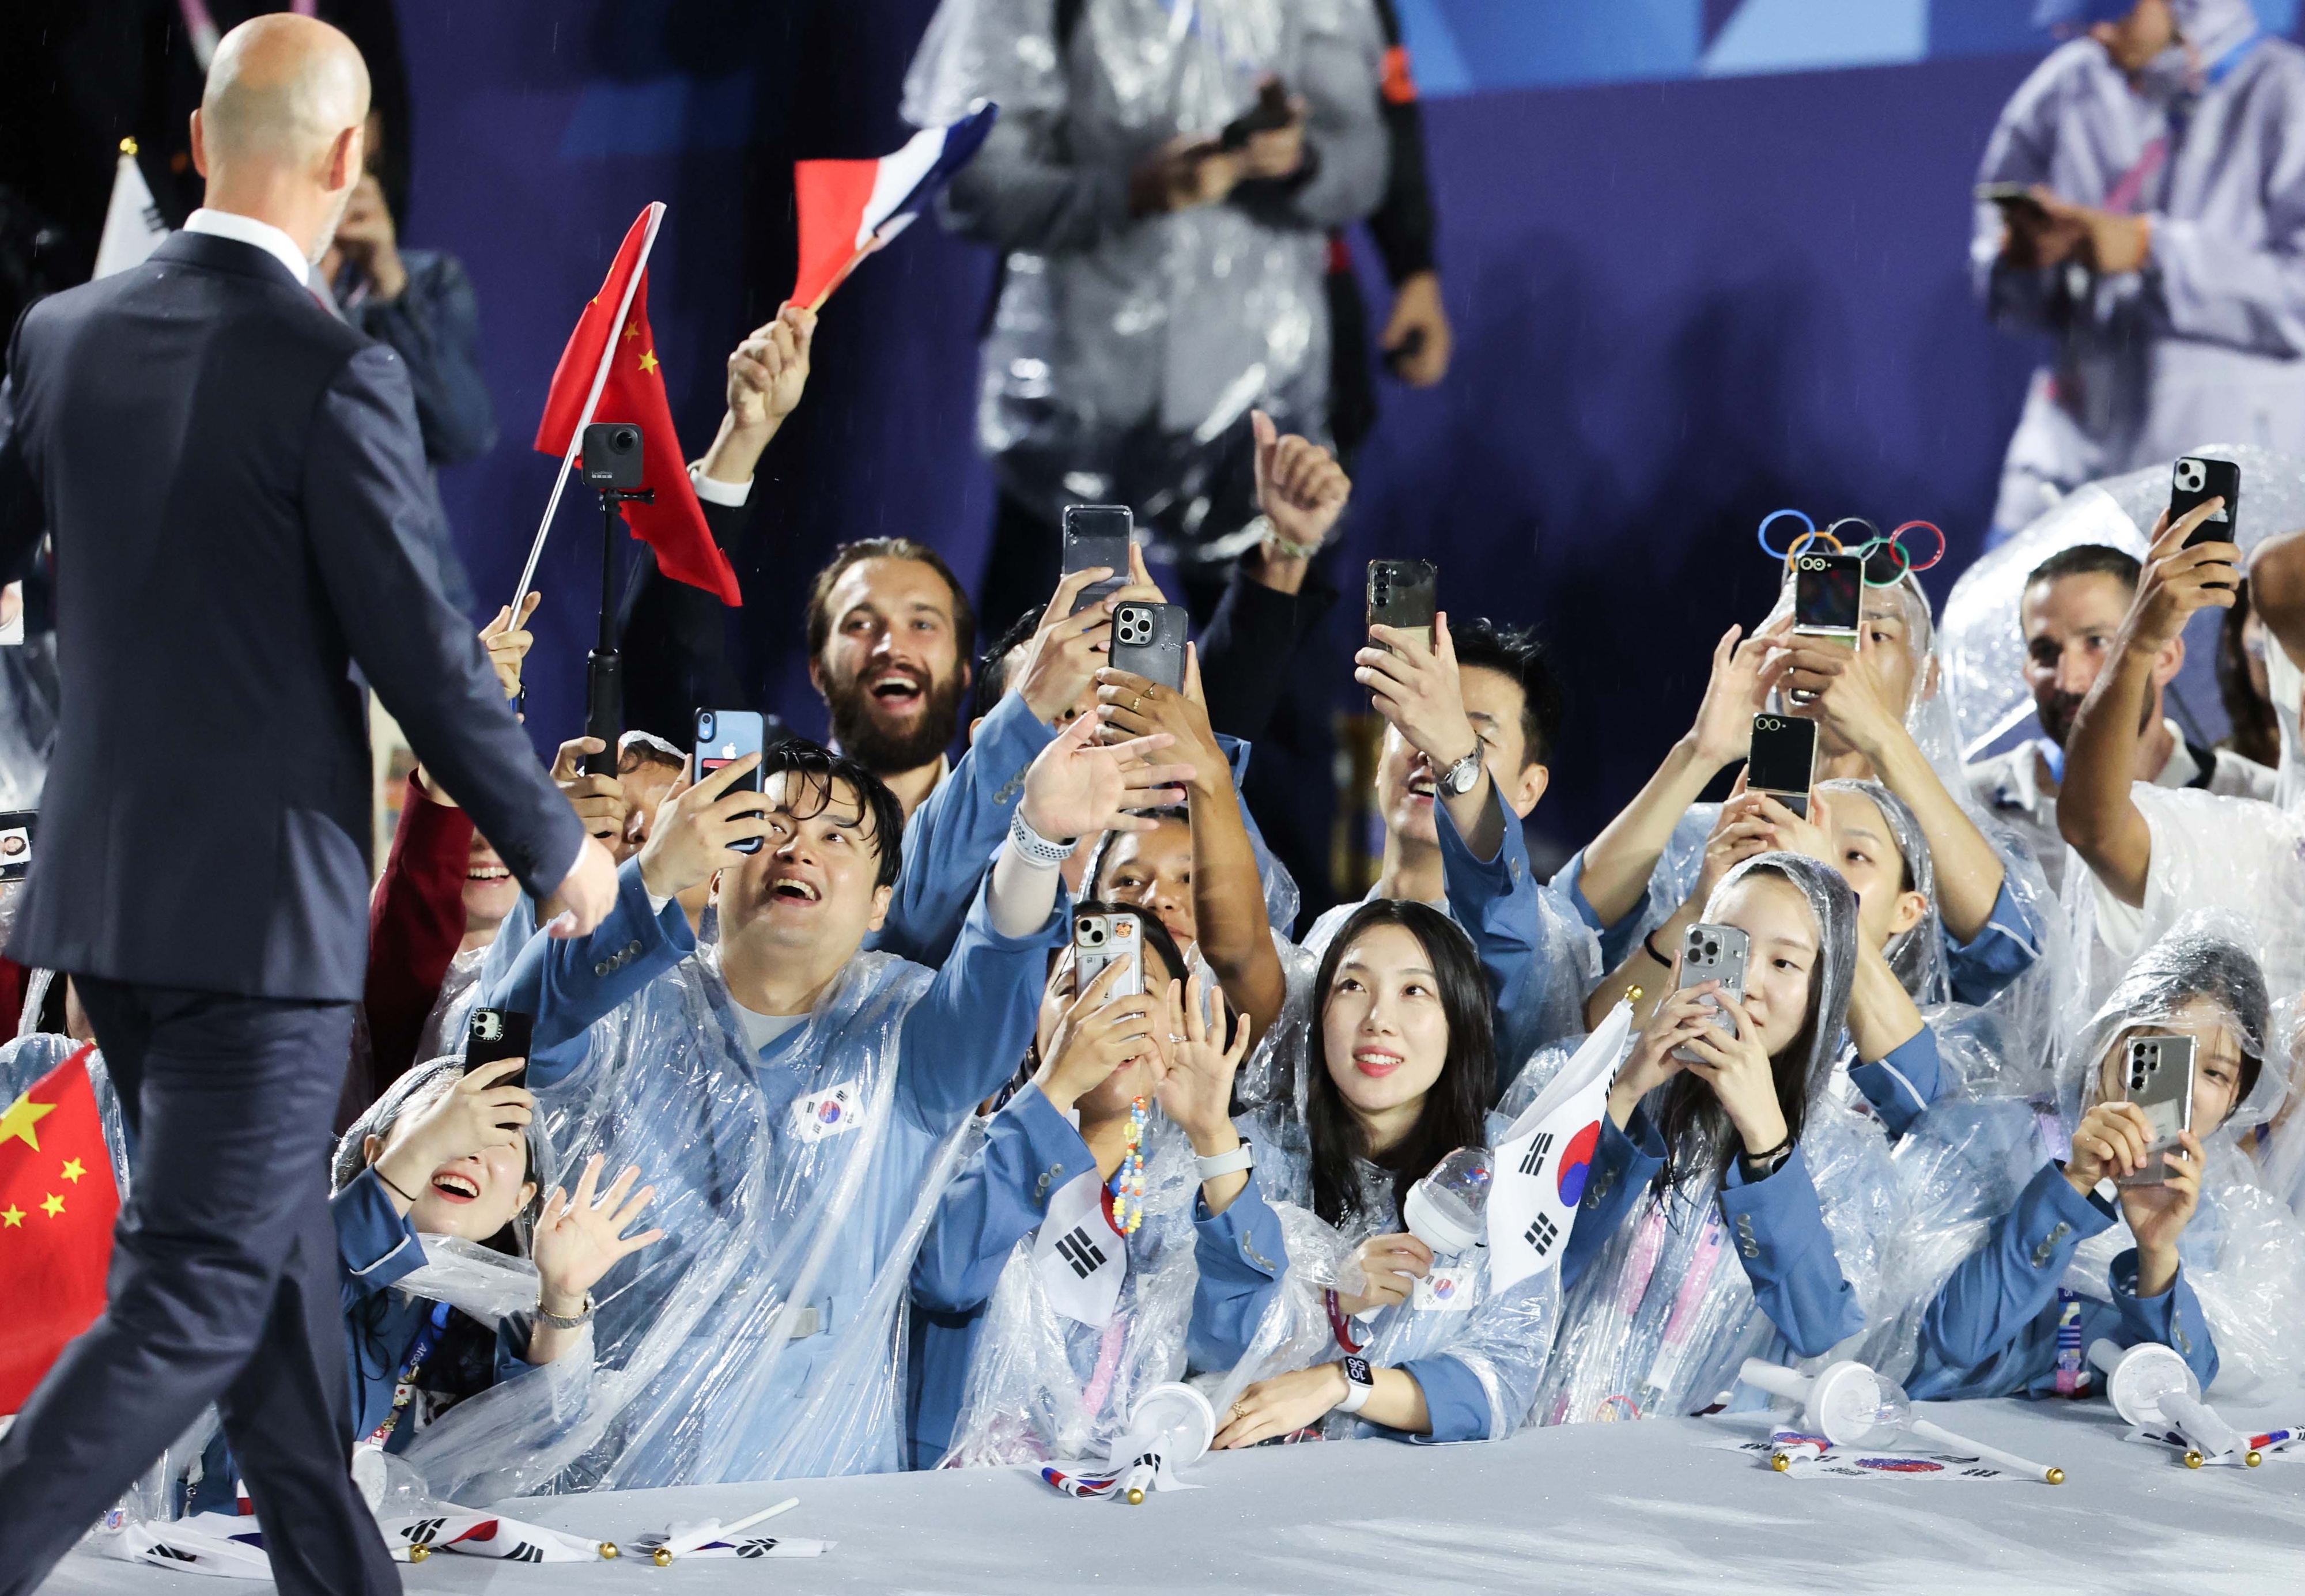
[183,209,316,290]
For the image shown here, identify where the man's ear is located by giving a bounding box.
[968,714,985,746]
[807,655,827,698]
[2152,633,2187,690]
[867,882,894,934]
[325,123,362,192]
[188,108,209,180]
[1505,761,1550,820]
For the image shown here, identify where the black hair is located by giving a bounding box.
[1449,618,1564,767]
[972,606,1046,727]
[2147,938,2271,1116]
[804,538,978,672]
[756,740,907,891]
[2026,542,2141,595]
[1021,899,1189,1084]
[1652,860,1838,1195]
[2216,579,2282,769]
[1304,900,1493,1230]
[1086,805,1192,899]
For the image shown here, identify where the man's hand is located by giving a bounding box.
[1014,570,1119,727]
[481,591,542,702]
[1998,188,2089,271]
[552,737,629,846]
[1252,408,1350,558]
[1237,94,1308,181]
[1017,708,1194,842]
[331,173,406,300]
[1094,655,1227,793]
[1355,614,1478,771]
[635,752,770,900]
[1764,637,1906,762]
[2126,501,2242,657]
[727,304,815,437]
[2031,189,2152,275]
[1130,135,1242,215]
[1380,270,1452,388]
[1687,621,1780,769]
[540,836,619,939]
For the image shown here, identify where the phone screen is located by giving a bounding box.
[1063,505,1134,614]
[1747,714,1817,800]
[1794,555,1861,633]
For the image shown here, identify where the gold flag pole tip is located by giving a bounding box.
[120,138,139,156]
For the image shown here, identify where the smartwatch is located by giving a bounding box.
[1334,1354,1376,1415]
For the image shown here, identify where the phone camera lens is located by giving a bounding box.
[698,713,715,737]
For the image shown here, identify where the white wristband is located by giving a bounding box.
[1196,1142,1253,1181]
[1007,809,1076,869]
[1333,1355,1376,1415]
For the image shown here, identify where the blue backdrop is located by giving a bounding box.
[396,0,2293,864]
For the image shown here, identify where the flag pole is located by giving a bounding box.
[511,202,667,615]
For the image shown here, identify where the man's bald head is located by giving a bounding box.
[189,14,372,263]
[201,14,370,165]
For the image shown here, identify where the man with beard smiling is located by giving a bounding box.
[805,539,978,821]
[1966,542,2273,893]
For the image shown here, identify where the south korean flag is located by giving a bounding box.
[1488,999,1633,1295]
[1032,1170,1128,1327]
[380,1510,606,1563]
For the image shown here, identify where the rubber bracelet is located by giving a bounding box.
[1196,1142,1254,1180]
[376,1168,422,1205]
[1642,928,1675,969]
[1007,809,1076,869]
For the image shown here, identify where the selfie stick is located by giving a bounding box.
[583,483,649,778]
[651,1496,800,1565]
[2088,1340,2256,1466]
[512,202,666,620]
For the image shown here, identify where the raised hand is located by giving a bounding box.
[533,1154,666,1311]
[373,1058,531,1211]
[636,752,770,899]
[2127,501,2242,656]
[1018,708,1194,843]
[1695,789,1776,906]
[1252,409,1350,558]
[1355,611,1479,771]
[727,303,816,435]
[540,837,619,940]
[1608,981,1710,1127]
[1687,619,1781,769]
[2120,1129,2204,1295]
[553,736,629,845]
[1154,973,1252,1149]
[1094,655,1226,788]
[2064,1100,2159,1193]
[1034,958,1163,1113]
[1014,569,1120,728]
[1675,991,1790,1158]
[481,590,542,702]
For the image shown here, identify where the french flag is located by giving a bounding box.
[791,102,999,309]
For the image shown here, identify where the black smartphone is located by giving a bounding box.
[1109,601,1188,691]
[2170,456,2242,576]
[1061,505,1134,615]
[1747,713,1818,818]
[695,707,768,854]
[1367,559,1439,653]
[1792,553,1862,650]
[0,810,33,883]
[1975,180,2050,222]
[1220,78,1293,151]
[466,1007,535,1090]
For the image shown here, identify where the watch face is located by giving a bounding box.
[1343,1355,1373,1386]
[1444,752,1481,795]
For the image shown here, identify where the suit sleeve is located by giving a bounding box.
[896,871,1068,1130]
[1715,1145,1865,1357]
[0,315,46,583]
[353,252,498,466]
[912,1086,1092,1314]
[1197,561,1335,744]
[1189,1166,1292,1368]
[1918,1160,2114,1382]
[303,343,587,901]
[481,857,696,1084]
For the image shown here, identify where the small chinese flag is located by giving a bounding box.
[0,1045,119,1413]
[534,206,743,607]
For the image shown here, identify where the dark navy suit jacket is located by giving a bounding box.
[0,229,584,1001]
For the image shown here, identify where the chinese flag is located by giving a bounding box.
[534,206,743,607]
[0,1045,119,1413]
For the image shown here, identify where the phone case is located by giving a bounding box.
[1110,601,1188,691]
[1367,559,1439,650]
[1672,923,1751,1065]
[1792,553,1862,645]
[2170,457,2242,550]
[695,708,768,854]
[0,809,33,883]
[2117,1034,2196,1188]
[1747,714,1817,816]
[466,1007,536,1090]
[1062,505,1134,614]
[1073,912,1144,999]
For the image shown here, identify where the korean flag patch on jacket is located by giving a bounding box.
[791,1081,863,1143]
[1032,1170,1127,1328]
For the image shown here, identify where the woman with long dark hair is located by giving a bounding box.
[1192,899,1558,1447]
[1537,853,1888,1425]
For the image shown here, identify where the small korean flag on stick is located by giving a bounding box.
[1487,999,1634,1295]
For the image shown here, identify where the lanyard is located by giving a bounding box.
[2053,1289,2089,1396]
[365,1299,452,1446]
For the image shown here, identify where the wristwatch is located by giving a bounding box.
[1196,1141,1254,1181]
[535,1292,595,1331]
[1435,744,1484,798]
[1334,1354,1376,1415]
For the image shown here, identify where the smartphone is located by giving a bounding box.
[1672,923,1751,1065]
[1975,180,2050,221]
[2169,456,2242,576]
[1792,553,1862,651]
[1367,559,1439,653]
[695,707,768,855]
[1073,911,1144,1000]
[1220,78,1293,151]
[1061,505,1134,615]
[2117,1034,2196,1188]
[1109,600,1188,691]
[466,1007,535,1091]
[0,810,33,882]
[1747,713,1819,818]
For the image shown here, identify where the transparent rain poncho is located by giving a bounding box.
[1883,915,2305,1394]
[2251,993,2305,1215]
[393,943,977,1501]
[903,0,1385,561]
[939,1115,1207,1466]
[1566,569,2064,1098]
[1537,855,1904,1424]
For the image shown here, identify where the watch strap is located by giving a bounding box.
[1195,1141,1254,1180]
[1008,808,1077,869]
[535,1292,594,1331]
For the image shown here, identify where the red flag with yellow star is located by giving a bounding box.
[533,205,742,607]
[0,1045,118,1413]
